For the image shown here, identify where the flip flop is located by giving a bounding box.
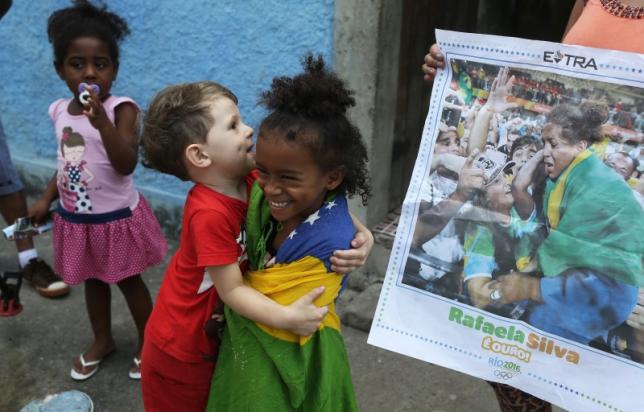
[70,354,104,381]
[128,357,141,380]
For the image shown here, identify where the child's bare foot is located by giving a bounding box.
[70,339,116,381]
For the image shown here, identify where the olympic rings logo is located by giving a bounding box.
[494,370,515,380]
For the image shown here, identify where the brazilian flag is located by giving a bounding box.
[540,150,644,287]
[206,183,358,411]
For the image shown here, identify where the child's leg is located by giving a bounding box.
[141,340,215,412]
[73,279,115,373]
[116,275,152,359]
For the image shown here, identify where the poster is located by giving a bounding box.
[368,30,644,412]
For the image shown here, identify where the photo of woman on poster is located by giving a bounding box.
[403,60,644,364]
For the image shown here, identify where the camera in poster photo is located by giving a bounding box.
[403,61,644,364]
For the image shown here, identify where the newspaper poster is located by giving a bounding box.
[368,30,644,412]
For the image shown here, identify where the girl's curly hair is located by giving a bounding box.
[47,0,130,69]
[259,54,371,204]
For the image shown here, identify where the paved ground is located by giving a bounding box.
[1,230,552,412]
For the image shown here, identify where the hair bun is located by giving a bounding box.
[260,53,355,118]
[580,101,608,129]
[48,1,130,46]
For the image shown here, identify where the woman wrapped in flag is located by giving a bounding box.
[496,102,644,345]
[206,54,370,411]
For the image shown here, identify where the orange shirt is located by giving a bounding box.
[563,0,644,53]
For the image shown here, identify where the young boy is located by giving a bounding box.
[139,81,370,411]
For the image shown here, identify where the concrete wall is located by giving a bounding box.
[334,0,401,226]
[0,0,334,230]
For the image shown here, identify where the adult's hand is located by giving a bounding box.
[422,44,444,83]
[454,150,485,202]
[495,273,541,303]
[482,67,518,114]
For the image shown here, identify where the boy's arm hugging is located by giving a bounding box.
[208,264,329,336]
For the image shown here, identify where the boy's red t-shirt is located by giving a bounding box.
[145,172,256,363]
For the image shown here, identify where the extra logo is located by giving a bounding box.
[543,50,597,70]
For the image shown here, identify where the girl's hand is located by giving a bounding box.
[82,88,111,131]
[331,220,374,273]
[422,43,444,83]
[482,67,518,114]
[284,287,329,336]
[29,198,52,225]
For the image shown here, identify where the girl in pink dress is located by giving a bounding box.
[31,1,167,381]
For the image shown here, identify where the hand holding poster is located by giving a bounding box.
[368,30,644,412]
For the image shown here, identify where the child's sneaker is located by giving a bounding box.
[21,258,70,298]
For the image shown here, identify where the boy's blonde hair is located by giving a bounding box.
[141,81,238,181]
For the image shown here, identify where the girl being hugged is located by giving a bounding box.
[30,1,167,381]
[207,55,369,412]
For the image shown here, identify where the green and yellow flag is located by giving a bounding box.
[207,184,358,411]
[539,150,644,287]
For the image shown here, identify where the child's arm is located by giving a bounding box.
[29,172,58,224]
[330,212,374,273]
[511,150,544,219]
[83,88,138,175]
[209,263,329,336]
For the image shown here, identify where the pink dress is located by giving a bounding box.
[49,96,168,284]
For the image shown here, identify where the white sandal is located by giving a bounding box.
[70,354,103,381]
[128,357,141,380]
